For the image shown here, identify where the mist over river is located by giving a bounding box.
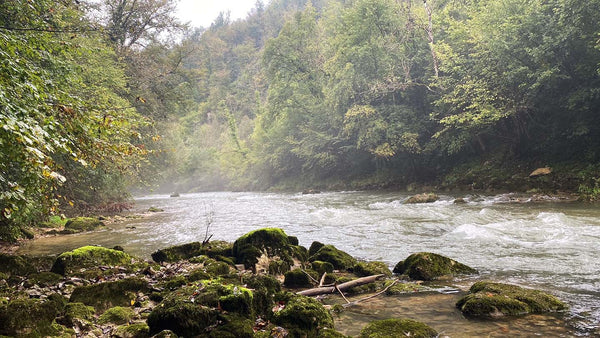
[18,191,600,335]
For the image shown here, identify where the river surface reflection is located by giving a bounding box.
[17,191,600,335]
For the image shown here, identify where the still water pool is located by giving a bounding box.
[18,191,600,336]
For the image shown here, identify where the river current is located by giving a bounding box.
[18,191,600,335]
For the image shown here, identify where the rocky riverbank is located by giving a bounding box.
[0,227,569,337]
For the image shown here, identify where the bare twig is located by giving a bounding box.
[342,279,400,308]
[302,269,320,284]
[335,284,351,304]
[319,272,327,287]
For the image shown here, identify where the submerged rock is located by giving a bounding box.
[393,252,477,281]
[309,244,357,271]
[405,193,439,204]
[359,318,438,338]
[51,245,133,276]
[456,281,567,318]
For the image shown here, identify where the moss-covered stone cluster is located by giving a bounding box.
[456,281,567,318]
[0,228,570,337]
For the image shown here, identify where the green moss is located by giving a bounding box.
[404,193,439,204]
[151,241,233,263]
[148,207,164,212]
[232,228,306,272]
[147,299,219,336]
[0,254,37,276]
[283,269,314,288]
[63,302,95,326]
[219,286,254,317]
[359,318,438,338]
[51,246,132,276]
[309,245,357,271]
[308,241,325,257]
[70,277,148,311]
[205,260,231,276]
[98,306,135,324]
[115,323,150,338]
[393,252,477,281]
[29,271,63,286]
[208,314,254,338]
[271,293,334,337]
[63,217,104,233]
[0,297,65,336]
[19,226,35,239]
[353,261,392,277]
[311,260,334,275]
[244,274,281,316]
[161,276,188,291]
[268,258,290,275]
[456,281,567,318]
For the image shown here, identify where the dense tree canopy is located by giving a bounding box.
[2,0,600,239]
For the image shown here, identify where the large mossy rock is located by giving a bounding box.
[404,193,439,204]
[0,295,66,336]
[51,245,133,276]
[70,277,149,311]
[271,293,335,337]
[393,252,477,281]
[309,244,357,271]
[232,228,307,272]
[151,240,233,263]
[456,281,567,318]
[359,318,438,338]
[353,261,392,277]
[147,299,220,336]
[63,217,104,233]
[0,253,37,276]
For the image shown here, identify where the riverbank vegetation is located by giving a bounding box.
[2,0,600,240]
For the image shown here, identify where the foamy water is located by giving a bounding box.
[19,191,600,335]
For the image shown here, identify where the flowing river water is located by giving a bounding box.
[17,191,600,336]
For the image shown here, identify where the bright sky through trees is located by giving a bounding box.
[176,0,264,27]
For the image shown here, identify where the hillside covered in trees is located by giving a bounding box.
[2,0,600,240]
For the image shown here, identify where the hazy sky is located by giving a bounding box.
[176,0,263,28]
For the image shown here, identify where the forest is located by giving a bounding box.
[1,0,600,241]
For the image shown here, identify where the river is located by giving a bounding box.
[18,191,600,336]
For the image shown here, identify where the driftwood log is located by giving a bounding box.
[297,274,386,297]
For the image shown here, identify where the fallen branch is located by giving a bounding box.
[335,284,350,304]
[297,274,385,297]
[302,269,320,284]
[319,272,327,287]
[342,279,399,308]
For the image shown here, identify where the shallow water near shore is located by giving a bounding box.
[17,191,600,336]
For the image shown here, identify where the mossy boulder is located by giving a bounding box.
[98,306,135,324]
[244,274,281,316]
[283,268,314,288]
[51,245,133,276]
[359,318,438,338]
[456,281,567,318]
[405,193,439,204]
[148,207,164,212]
[353,261,392,277]
[151,240,233,263]
[61,302,95,326]
[63,217,104,233]
[0,253,37,276]
[0,296,65,336]
[309,244,357,271]
[271,293,335,337]
[29,271,63,286]
[311,260,334,275]
[308,241,325,257]
[232,228,306,272]
[147,299,219,336]
[393,252,477,281]
[70,277,148,311]
[208,313,254,338]
[115,323,150,338]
